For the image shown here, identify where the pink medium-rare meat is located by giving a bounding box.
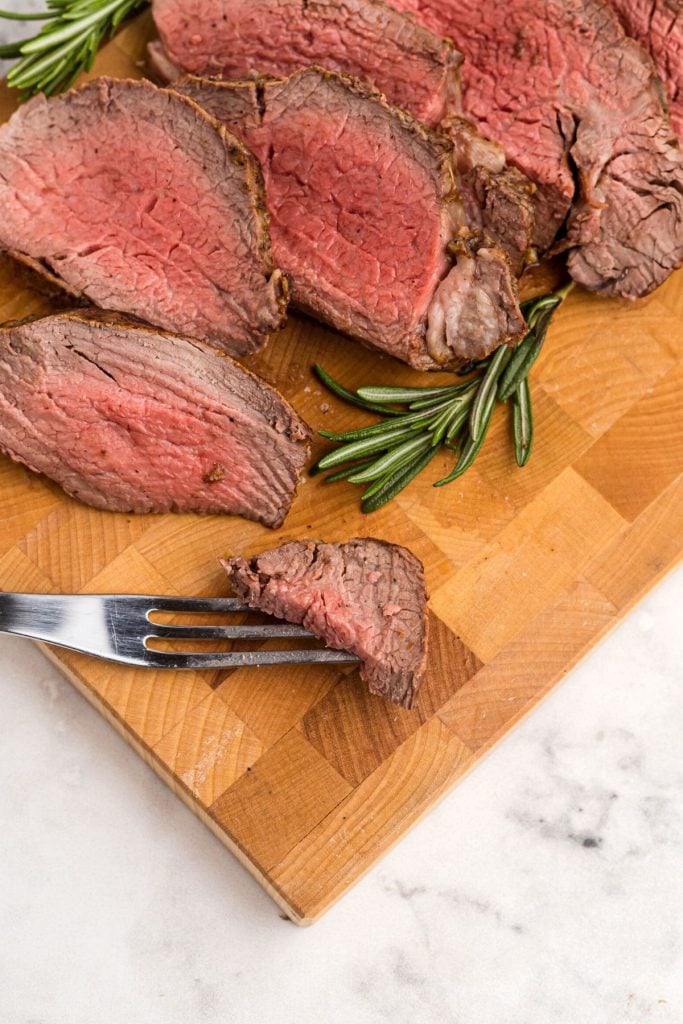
[150,0,462,128]
[0,310,311,526]
[0,77,287,357]
[222,538,428,707]
[173,70,526,370]
[389,0,683,298]
[608,0,683,140]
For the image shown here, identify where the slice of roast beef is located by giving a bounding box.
[222,538,428,707]
[0,77,287,357]
[0,310,311,526]
[608,0,683,141]
[173,69,526,370]
[150,0,462,128]
[389,0,683,298]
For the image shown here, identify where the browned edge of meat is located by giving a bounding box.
[0,308,312,527]
[606,0,683,142]
[0,251,86,308]
[221,538,429,707]
[173,68,527,370]
[148,3,535,275]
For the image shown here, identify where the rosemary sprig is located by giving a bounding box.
[0,0,148,98]
[312,285,572,512]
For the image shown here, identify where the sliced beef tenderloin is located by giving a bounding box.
[389,0,683,298]
[0,77,287,357]
[222,538,428,707]
[608,0,683,141]
[150,0,461,128]
[0,310,311,526]
[173,69,526,370]
[150,0,535,273]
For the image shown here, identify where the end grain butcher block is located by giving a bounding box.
[0,12,681,924]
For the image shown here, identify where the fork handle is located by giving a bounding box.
[0,592,110,654]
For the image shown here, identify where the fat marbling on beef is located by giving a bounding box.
[174,68,526,370]
[150,0,462,128]
[0,310,311,527]
[0,77,287,357]
[390,0,683,298]
[222,538,428,708]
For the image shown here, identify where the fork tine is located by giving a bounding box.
[147,624,315,640]
[141,648,360,668]
[0,593,361,670]
[144,597,251,614]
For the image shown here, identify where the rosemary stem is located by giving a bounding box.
[312,286,564,511]
[0,0,154,99]
[469,344,511,441]
[361,446,440,513]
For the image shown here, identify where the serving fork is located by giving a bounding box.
[0,592,359,670]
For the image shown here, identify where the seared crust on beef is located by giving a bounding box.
[608,0,683,140]
[151,0,536,276]
[389,0,683,298]
[442,116,537,274]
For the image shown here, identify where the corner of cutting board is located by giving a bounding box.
[34,641,311,926]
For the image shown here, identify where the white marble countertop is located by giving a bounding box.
[1,9,682,1021]
[1,564,681,1023]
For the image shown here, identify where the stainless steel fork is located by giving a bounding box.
[0,592,359,670]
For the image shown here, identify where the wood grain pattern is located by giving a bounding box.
[437,579,618,752]
[0,16,681,923]
[574,361,683,521]
[429,469,626,661]
[209,729,353,873]
[270,720,474,921]
[299,615,481,786]
[153,692,263,806]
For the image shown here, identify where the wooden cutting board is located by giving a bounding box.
[1,12,681,924]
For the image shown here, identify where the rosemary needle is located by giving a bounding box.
[512,377,534,466]
[361,446,440,513]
